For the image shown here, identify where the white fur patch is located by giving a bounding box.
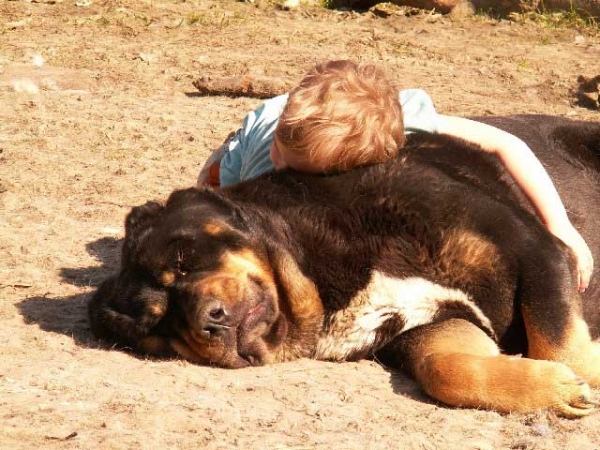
[314,272,493,361]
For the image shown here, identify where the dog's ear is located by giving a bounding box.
[88,273,174,357]
[122,201,164,266]
[124,201,164,238]
[267,245,324,358]
[165,187,207,209]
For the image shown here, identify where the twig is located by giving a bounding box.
[192,75,294,99]
[45,432,78,441]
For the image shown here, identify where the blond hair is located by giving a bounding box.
[274,60,404,173]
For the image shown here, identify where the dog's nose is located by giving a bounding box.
[207,304,227,322]
[199,300,231,337]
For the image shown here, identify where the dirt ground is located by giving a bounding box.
[1,1,600,448]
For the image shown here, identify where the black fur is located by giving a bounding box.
[89,114,600,367]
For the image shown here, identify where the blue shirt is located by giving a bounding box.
[220,89,441,187]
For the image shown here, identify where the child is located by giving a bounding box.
[198,60,593,292]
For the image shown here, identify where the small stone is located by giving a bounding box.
[12,79,39,94]
[281,0,300,9]
[32,54,45,67]
[138,53,157,63]
[530,423,552,437]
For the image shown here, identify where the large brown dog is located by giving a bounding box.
[89,115,600,417]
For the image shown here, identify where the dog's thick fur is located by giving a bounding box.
[89,115,600,417]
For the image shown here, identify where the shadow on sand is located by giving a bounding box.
[382,363,438,406]
[16,237,121,347]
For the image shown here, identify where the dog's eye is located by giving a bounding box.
[171,240,216,276]
[176,248,188,276]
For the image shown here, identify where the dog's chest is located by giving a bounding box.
[313,271,492,361]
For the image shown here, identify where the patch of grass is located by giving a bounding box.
[134,13,154,27]
[515,58,532,71]
[186,12,204,25]
[474,7,503,21]
[319,0,338,8]
[318,0,372,9]
[185,11,244,28]
[389,41,422,58]
[509,1,598,34]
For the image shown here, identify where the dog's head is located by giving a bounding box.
[115,187,324,368]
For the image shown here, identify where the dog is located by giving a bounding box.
[89,115,600,417]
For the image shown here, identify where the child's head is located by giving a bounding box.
[270,60,404,173]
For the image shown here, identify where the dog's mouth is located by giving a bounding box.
[237,301,289,366]
[240,301,268,334]
[180,281,289,369]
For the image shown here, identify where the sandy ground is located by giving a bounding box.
[1,1,600,448]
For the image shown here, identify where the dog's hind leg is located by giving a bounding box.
[525,311,600,387]
[376,319,595,417]
[516,240,600,387]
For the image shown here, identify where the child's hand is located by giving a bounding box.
[549,223,594,292]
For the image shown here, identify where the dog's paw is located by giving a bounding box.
[540,362,596,418]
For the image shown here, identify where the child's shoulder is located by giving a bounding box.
[400,88,440,135]
[400,88,434,106]
[250,93,289,123]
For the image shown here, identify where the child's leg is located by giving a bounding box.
[197,131,236,188]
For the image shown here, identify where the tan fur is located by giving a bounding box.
[437,229,500,284]
[171,329,228,365]
[408,319,594,417]
[273,250,323,321]
[170,337,202,363]
[170,247,323,365]
[526,314,600,386]
[159,270,176,287]
[203,222,227,236]
[194,248,276,312]
[149,302,167,317]
[269,249,324,362]
[173,249,281,364]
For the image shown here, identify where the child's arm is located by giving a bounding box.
[197,132,237,188]
[197,94,289,189]
[437,115,594,292]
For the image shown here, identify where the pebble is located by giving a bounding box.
[530,422,552,437]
